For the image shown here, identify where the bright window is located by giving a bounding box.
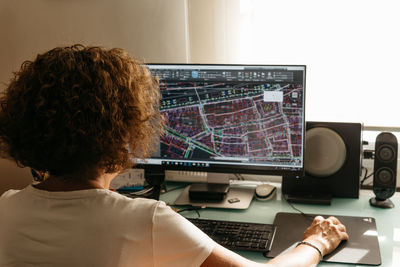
[238,0,400,128]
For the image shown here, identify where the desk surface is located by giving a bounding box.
[160,182,400,267]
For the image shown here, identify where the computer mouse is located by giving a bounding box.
[255,184,276,201]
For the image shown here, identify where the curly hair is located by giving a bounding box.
[0,44,162,178]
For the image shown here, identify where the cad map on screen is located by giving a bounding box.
[148,65,305,171]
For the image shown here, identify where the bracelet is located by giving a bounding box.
[296,241,323,261]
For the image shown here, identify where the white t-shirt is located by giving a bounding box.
[0,185,216,267]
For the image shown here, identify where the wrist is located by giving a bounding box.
[296,241,323,261]
[302,237,328,256]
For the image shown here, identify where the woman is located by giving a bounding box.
[0,45,348,266]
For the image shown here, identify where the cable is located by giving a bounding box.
[233,173,245,180]
[360,167,374,186]
[128,186,154,196]
[176,206,204,217]
[119,186,157,199]
[360,166,368,185]
[282,193,314,221]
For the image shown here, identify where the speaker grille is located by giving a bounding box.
[372,132,398,200]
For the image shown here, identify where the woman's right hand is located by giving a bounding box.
[302,216,349,256]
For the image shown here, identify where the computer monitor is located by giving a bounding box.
[137,64,306,182]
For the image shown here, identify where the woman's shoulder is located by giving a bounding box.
[97,190,165,217]
[0,188,21,201]
[101,189,160,206]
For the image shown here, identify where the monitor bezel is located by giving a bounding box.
[135,63,306,177]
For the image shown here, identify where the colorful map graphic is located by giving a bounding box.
[159,81,303,166]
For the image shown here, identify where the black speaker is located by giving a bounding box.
[370,132,398,208]
[282,121,362,203]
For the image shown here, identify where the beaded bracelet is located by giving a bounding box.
[296,241,323,261]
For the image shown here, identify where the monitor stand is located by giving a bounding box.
[174,172,255,209]
[188,172,230,200]
[188,173,230,201]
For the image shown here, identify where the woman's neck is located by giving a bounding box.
[33,172,118,192]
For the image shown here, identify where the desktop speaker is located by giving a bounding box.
[370,132,397,208]
[282,121,362,201]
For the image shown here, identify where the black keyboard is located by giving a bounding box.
[187,218,277,253]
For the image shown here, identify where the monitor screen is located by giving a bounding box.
[138,64,306,177]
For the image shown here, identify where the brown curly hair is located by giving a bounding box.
[0,44,162,179]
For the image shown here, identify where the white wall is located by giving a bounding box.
[187,0,240,63]
[0,0,188,194]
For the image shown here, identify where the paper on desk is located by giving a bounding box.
[110,169,145,190]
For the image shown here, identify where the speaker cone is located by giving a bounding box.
[376,145,395,162]
[305,127,347,177]
[375,167,394,185]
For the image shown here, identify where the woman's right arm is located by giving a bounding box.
[200,216,349,267]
